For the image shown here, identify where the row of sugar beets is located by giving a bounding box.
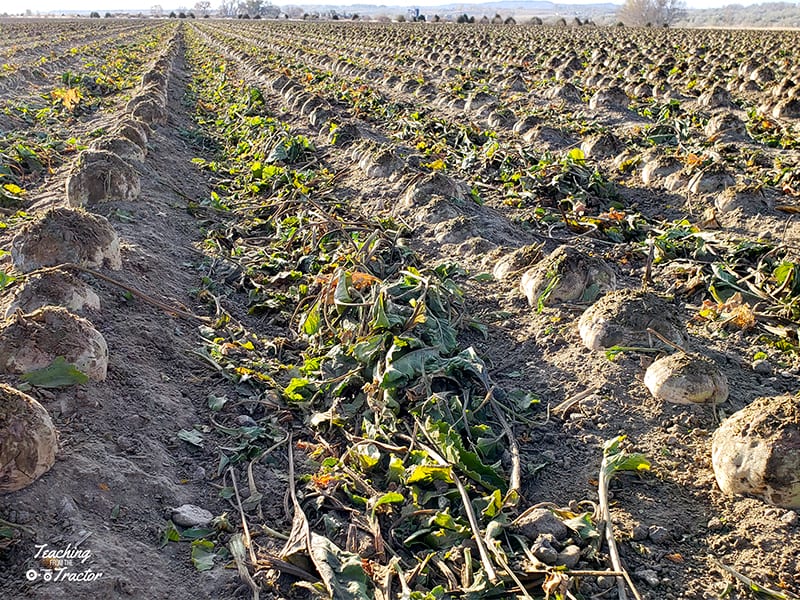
[199,25,536,267]
[514,243,800,509]
[0,28,179,494]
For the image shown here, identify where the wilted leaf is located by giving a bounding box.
[425,419,505,490]
[309,533,370,600]
[21,356,89,388]
[181,527,216,540]
[406,464,453,485]
[562,513,600,541]
[177,429,204,447]
[604,452,650,475]
[480,489,503,518]
[371,491,404,516]
[355,443,380,470]
[0,270,16,290]
[207,394,229,411]
[160,520,181,548]
[302,302,321,335]
[191,539,216,571]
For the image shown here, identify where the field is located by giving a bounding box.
[0,17,799,600]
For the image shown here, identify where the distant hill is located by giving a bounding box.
[11,1,800,29]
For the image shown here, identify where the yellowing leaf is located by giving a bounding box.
[423,159,446,171]
[2,183,23,196]
[567,148,585,161]
[51,87,82,111]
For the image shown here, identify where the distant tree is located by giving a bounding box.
[504,16,516,24]
[178,11,186,17]
[104,11,113,17]
[396,14,405,21]
[237,0,260,16]
[284,5,303,18]
[168,10,176,17]
[90,11,100,17]
[193,1,210,16]
[351,13,358,20]
[491,13,502,23]
[218,0,237,16]
[617,0,685,26]
[433,14,440,21]
[530,16,542,24]
[151,4,163,17]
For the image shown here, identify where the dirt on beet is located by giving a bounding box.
[1,18,799,600]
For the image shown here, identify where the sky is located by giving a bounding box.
[0,0,769,15]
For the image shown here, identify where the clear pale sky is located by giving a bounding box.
[0,0,764,15]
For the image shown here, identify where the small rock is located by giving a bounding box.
[117,436,137,453]
[511,508,568,541]
[752,359,772,375]
[190,466,206,482]
[631,524,649,541]
[13,510,32,524]
[557,544,581,568]
[596,575,615,589]
[171,504,213,528]
[531,534,559,564]
[707,517,724,531]
[780,511,798,527]
[648,525,671,544]
[236,415,258,427]
[635,568,660,587]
